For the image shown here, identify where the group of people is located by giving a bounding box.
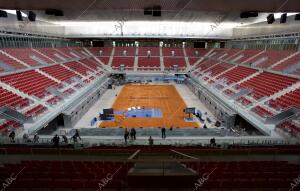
[52,129,82,147]
[124,128,136,144]
[123,127,170,145]
[8,131,39,143]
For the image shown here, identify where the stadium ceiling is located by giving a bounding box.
[0,0,300,22]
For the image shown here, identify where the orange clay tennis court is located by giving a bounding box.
[99,84,199,128]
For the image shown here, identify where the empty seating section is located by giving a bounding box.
[89,47,113,57]
[217,66,257,85]
[0,120,22,134]
[162,47,184,57]
[0,51,27,71]
[0,70,58,99]
[40,65,80,82]
[138,57,160,68]
[163,57,186,69]
[36,48,68,62]
[252,105,274,118]
[64,61,91,76]
[0,87,30,109]
[188,57,201,65]
[97,56,110,65]
[185,161,299,190]
[112,57,134,68]
[209,49,227,59]
[114,47,136,56]
[3,48,53,67]
[237,96,253,106]
[239,72,298,100]
[221,49,241,60]
[229,49,262,63]
[195,59,218,73]
[79,58,102,70]
[0,160,130,190]
[277,121,300,137]
[139,47,160,56]
[56,48,76,59]
[185,48,211,57]
[204,63,233,77]
[268,88,300,110]
[69,47,88,58]
[272,52,300,72]
[25,104,48,117]
[245,50,294,68]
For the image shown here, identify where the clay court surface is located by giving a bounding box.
[99,84,199,128]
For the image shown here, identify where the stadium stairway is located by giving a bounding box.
[183,48,191,70]
[108,47,115,67]
[133,47,138,71]
[159,47,164,71]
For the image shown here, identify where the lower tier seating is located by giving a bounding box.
[251,106,274,118]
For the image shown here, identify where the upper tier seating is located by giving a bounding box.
[272,51,300,73]
[55,48,76,59]
[68,47,88,58]
[64,61,91,76]
[204,62,234,77]
[268,88,300,110]
[238,72,298,100]
[216,66,257,85]
[163,57,186,68]
[228,49,262,64]
[36,48,69,62]
[0,70,58,99]
[114,47,136,56]
[40,65,80,82]
[244,50,295,68]
[112,57,134,68]
[138,47,160,57]
[88,47,113,56]
[195,59,219,73]
[162,47,184,57]
[0,51,26,71]
[79,58,102,70]
[97,56,110,65]
[220,49,242,60]
[138,57,160,67]
[3,48,53,67]
[209,49,228,59]
[0,87,30,110]
[185,48,212,57]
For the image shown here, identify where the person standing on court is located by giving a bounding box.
[124,128,129,144]
[130,128,136,140]
[161,127,166,139]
